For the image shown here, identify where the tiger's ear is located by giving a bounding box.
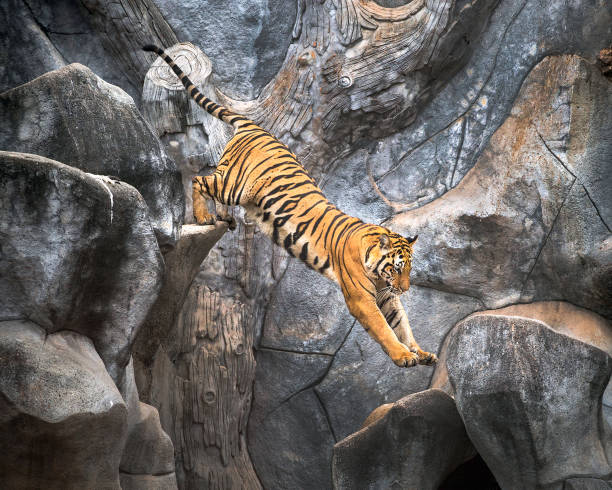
[378,234,391,254]
[407,234,418,245]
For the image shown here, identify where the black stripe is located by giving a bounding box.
[319,256,330,272]
[299,242,309,261]
[364,244,375,264]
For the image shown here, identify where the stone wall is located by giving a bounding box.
[1,0,611,489]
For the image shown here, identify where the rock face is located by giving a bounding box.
[0,63,184,248]
[0,150,189,489]
[332,389,475,490]
[390,55,612,318]
[0,151,163,383]
[2,0,611,489]
[0,320,127,489]
[442,312,612,489]
[0,0,65,92]
[120,359,177,489]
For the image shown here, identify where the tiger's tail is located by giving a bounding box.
[143,44,251,129]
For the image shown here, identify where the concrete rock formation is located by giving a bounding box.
[0,151,163,383]
[332,389,475,490]
[0,63,184,248]
[1,0,611,488]
[437,306,612,489]
[0,320,127,490]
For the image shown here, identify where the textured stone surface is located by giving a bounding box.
[0,0,65,93]
[0,320,127,489]
[445,314,612,489]
[133,223,228,370]
[432,301,612,400]
[332,389,474,490]
[248,348,333,489]
[119,359,176,488]
[0,151,163,383]
[0,63,184,248]
[155,0,296,100]
[391,55,612,317]
[563,478,612,490]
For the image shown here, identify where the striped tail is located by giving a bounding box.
[143,44,251,129]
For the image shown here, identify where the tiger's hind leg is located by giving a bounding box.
[192,175,217,226]
[376,292,438,366]
[192,171,237,230]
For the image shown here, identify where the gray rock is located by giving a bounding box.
[120,473,181,490]
[563,479,612,490]
[0,0,65,92]
[0,63,184,248]
[119,359,176,487]
[9,0,140,101]
[248,348,333,490]
[154,0,297,99]
[259,259,353,355]
[248,389,335,490]
[133,223,228,370]
[389,55,612,318]
[0,151,163,382]
[332,389,475,490]
[0,320,127,490]
[445,313,612,489]
[369,0,611,211]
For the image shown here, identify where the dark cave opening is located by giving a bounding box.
[439,454,501,490]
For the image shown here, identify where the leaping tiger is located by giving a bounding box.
[144,44,437,368]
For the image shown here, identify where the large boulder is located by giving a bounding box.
[0,320,127,489]
[332,389,475,490]
[0,63,184,248]
[0,151,164,382]
[440,309,612,489]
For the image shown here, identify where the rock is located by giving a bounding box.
[133,223,228,372]
[368,0,610,213]
[248,348,333,490]
[332,389,475,490]
[259,259,353,355]
[0,63,184,248]
[563,478,612,490]
[443,312,612,488]
[389,55,612,318]
[0,320,127,489]
[0,0,65,92]
[119,359,177,489]
[154,0,297,99]
[249,389,335,490]
[0,151,163,382]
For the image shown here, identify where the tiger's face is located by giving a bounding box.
[364,231,417,295]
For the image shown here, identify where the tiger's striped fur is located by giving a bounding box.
[144,44,437,368]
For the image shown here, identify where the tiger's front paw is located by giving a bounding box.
[390,345,419,368]
[416,349,438,366]
[217,214,237,231]
[194,212,217,226]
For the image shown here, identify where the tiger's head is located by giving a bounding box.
[363,231,418,295]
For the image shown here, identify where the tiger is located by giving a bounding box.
[143,44,437,368]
